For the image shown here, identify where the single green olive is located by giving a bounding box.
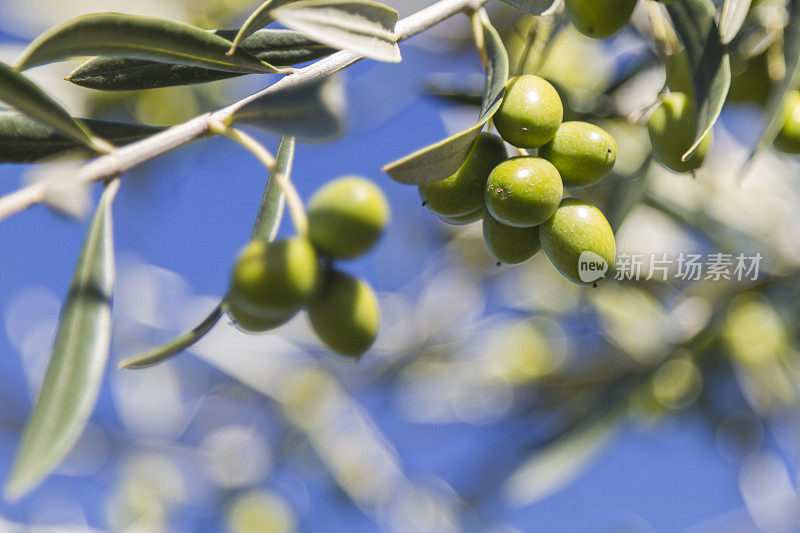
[564,0,637,39]
[227,298,293,333]
[483,213,541,264]
[493,75,563,148]
[539,121,617,187]
[485,156,563,228]
[775,91,800,154]
[665,51,694,97]
[308,176,389,259]
[307,270,379,358]
[419,133,507,217]
[540,198,616,285]
[647,92,712,173]
[728,53,770,106]
[436,207,485,226]
[229,238,320,322]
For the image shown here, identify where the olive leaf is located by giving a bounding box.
[0,111,161,163]
[665,0,731,161]
[4,180,119,500]
[228,0,299,54]
[425,73,484,107]
[0,61,101,150]
[499,0,561,16]
[743,0,800,171]
[502,412,622,507]
[233,76,346,142]
[118,136,294,370]
[68,30,335,91]
[383,18,508,185]
[271,0,401,63]
[15,13,279,74]
[719,0,753,45]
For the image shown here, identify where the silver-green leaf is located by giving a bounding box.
[665,0,731,161]
[0,61,100,150]
[229,0,299,54]
[383,17,508,185]
[15,13,279,74]
[499,0,560,16]
[719,0,753,45]
[252,135,293,241]
[4,180,120,500]
[271,0,400,63]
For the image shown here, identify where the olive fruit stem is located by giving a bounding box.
[210,121,308,236]
[470,9,488,67]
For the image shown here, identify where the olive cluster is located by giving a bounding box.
[226,177,389,358]
[419,74,617,285]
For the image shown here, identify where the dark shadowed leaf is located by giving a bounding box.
[229,0,299,53]
[744,0,800,170]
[499,0,560,16]
[272,0,400,63]
[67,29,335,91]
[118,304,224,369]
[665,0,731,161]
[15,13,279,74]
[383,18,508,185]
[0,62,100,149]
[4,180,119,500]
[233,76,346,142]
[252,135,293,241]
[719,0,752,44]
[502,413,622,507]
[0,111,161,163]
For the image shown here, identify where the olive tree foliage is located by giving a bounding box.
[0,0,799,526]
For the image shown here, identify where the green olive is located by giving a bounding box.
[540,198,616,285]
[308,176,389,259]
[539,121,617,187]
[229,238,320,323]
[728,53,770,106]
[564,0,637,39]
[485,156,563,228]
[647,92,711,173]
[665,51,694,97]
[775,90,800,154]
[419,133,507,217]
[307,270,379,358]
[493,75,563,148]
[436,207,485,226]
[227,298,293,333]
[483,213,541,264]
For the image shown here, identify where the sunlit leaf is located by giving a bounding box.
[0,61,99,149]
[719,0,753,45]
[229,0,299,54]
[665,0,731,161]
[15,13,279,74]
[499,0,560,16]
[252,136,293,241]
[233,76,346,142]
[502,413,622,507]
[0,110,161,163]
[118,304,224,369]
[68,29,334,91]
[272,0,400,63]
[744,0,800,171]
[383,17,508,185]
[4,180,119,500]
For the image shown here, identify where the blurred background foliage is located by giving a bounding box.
[1,0,800,531]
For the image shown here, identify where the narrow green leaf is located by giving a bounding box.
[744,0,800,170]
[272,0,401,63]
[67,29,335,91]
[4,180,119,500]
[719,0,752,45]
[499,0,560,16]
[502,413,622,507]
[233,76,346,141]
[0,61,97,149]
[252,136,293,241]
[383,18,508,185]
[665,0,731,161]
[118,304,224,370]
[229,0,299,54]
[15,13,279,74]
[0,110,161,163]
